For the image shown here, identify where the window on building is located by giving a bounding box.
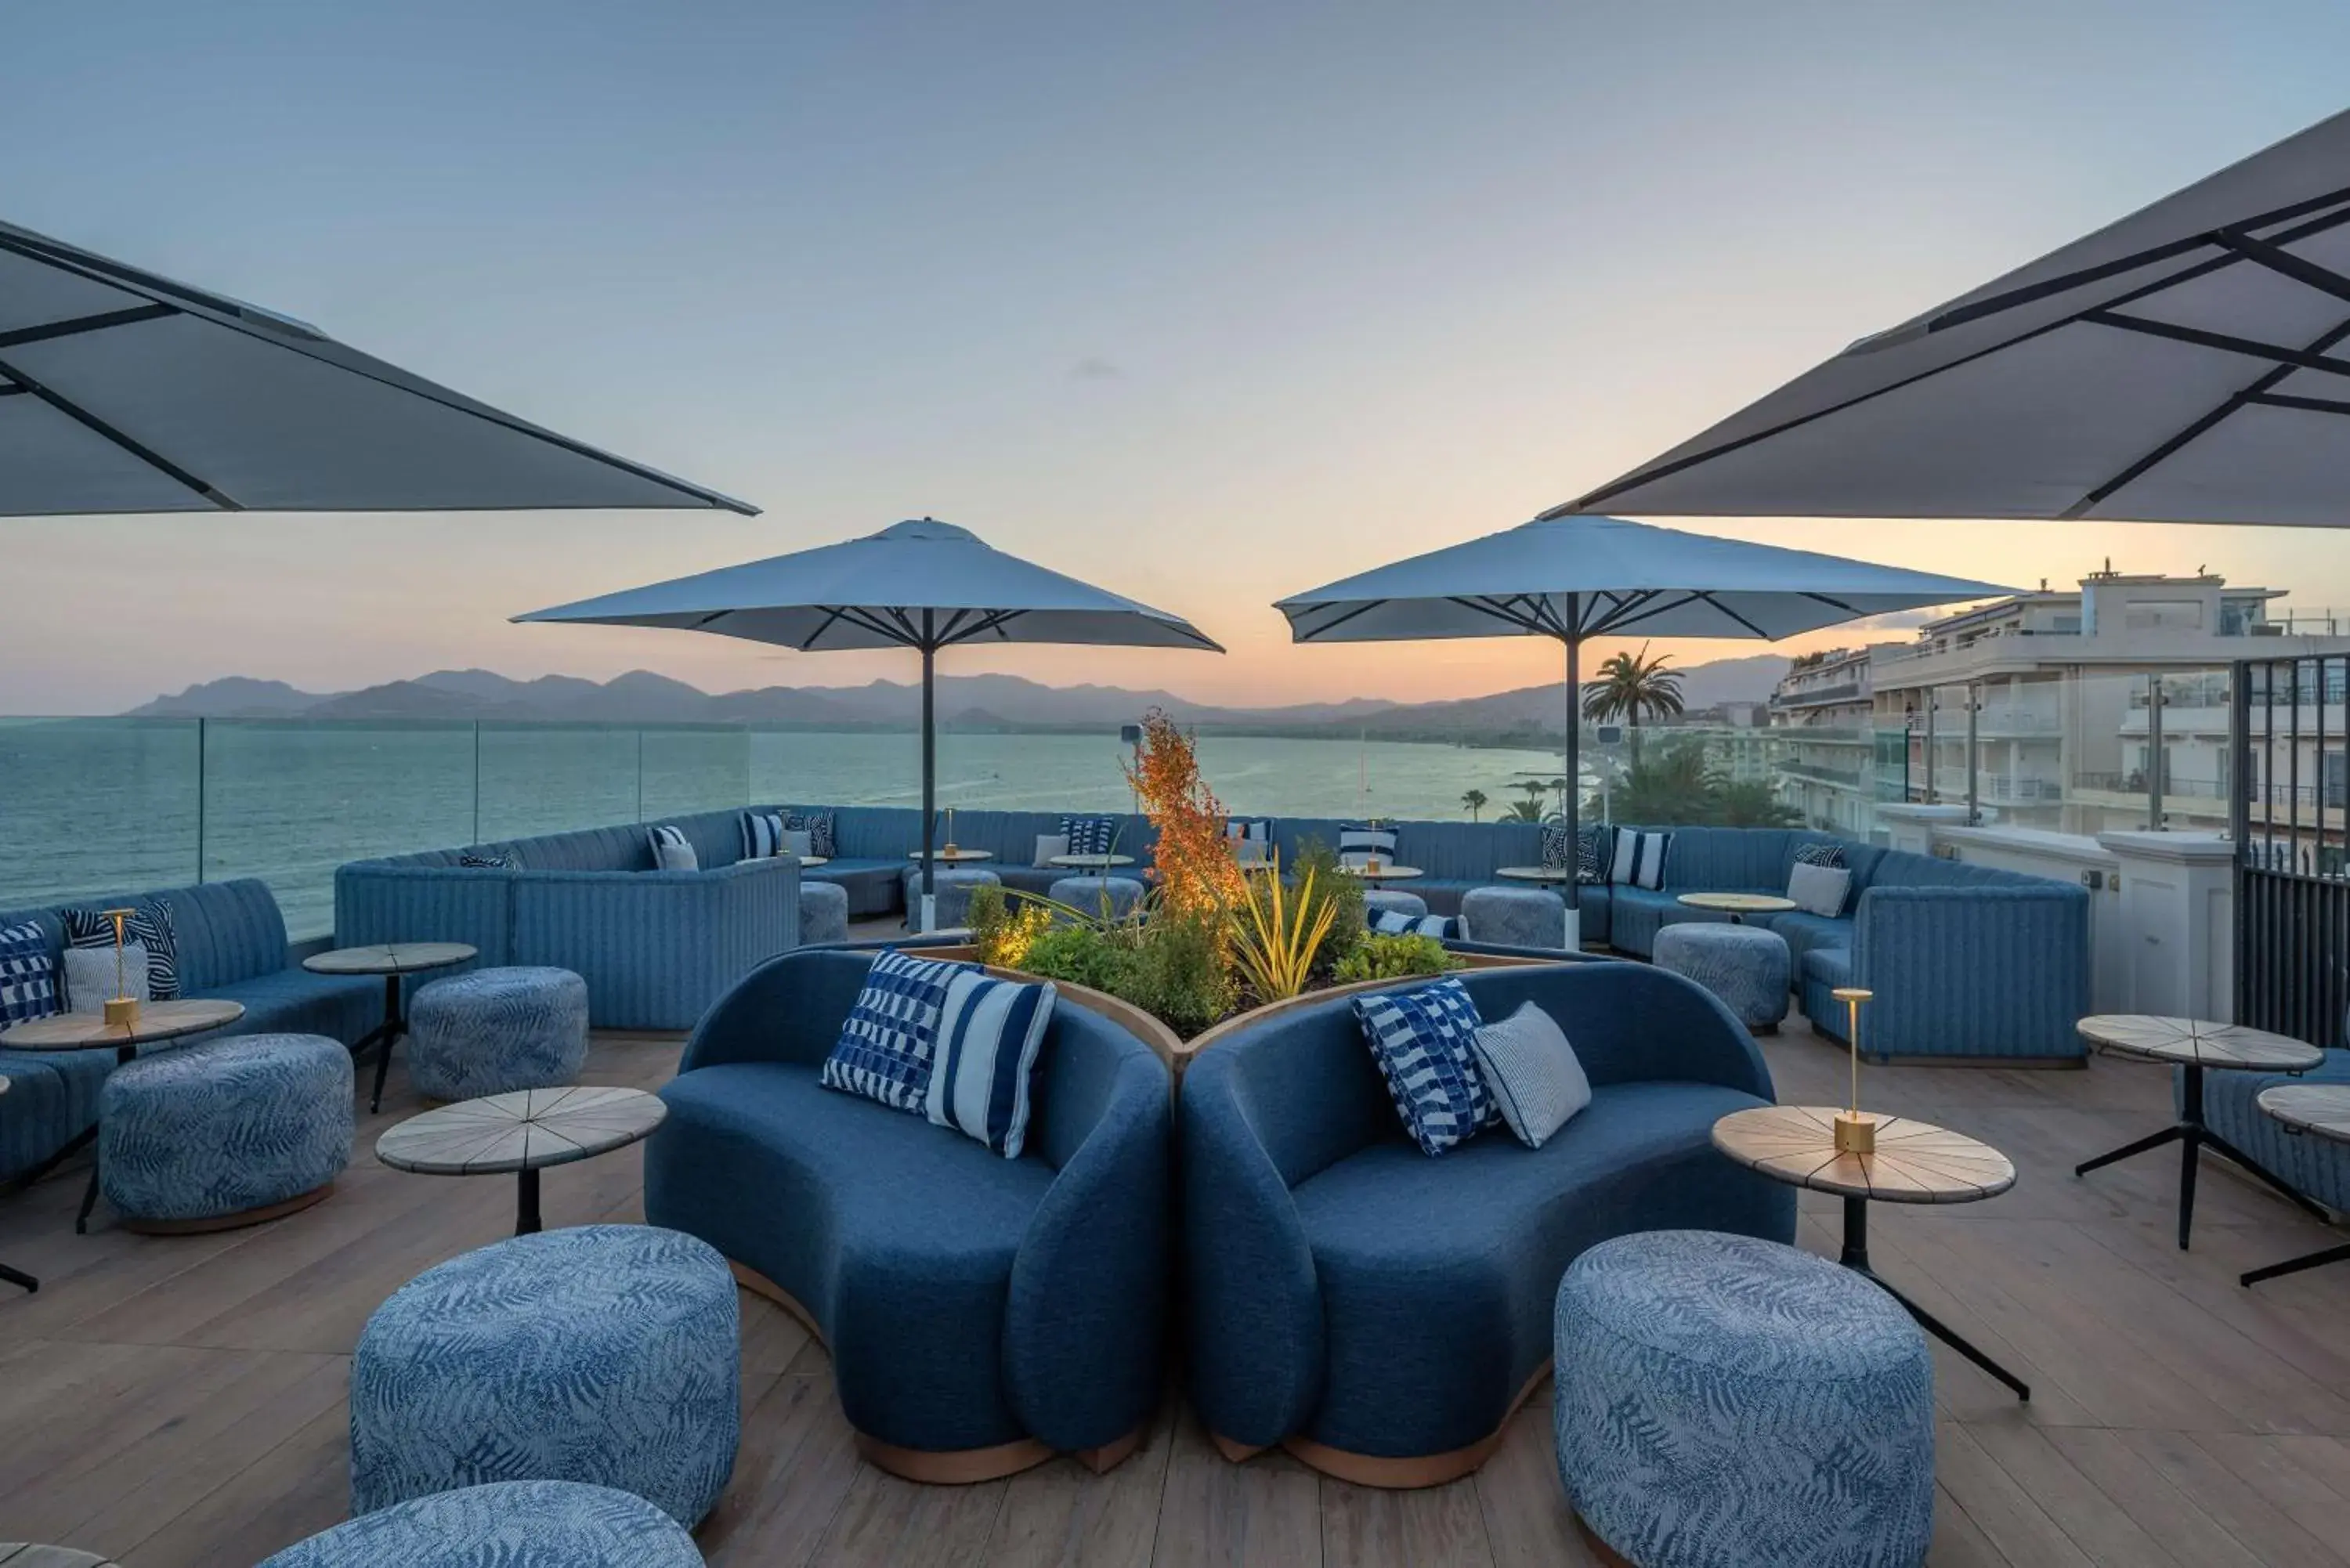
[2124,600,2204,631]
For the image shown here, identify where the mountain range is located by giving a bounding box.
[124,654,1789,740]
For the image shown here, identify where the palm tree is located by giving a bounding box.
[1581,644,1685,757]
[1460,788,1488,822]
[1502,779,1549,822]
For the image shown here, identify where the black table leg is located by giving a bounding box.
[516,1166,541,1235]
[0,1260,34,1293]
[2074,1065,2328,1250]
[74,1041,141,1235]
[2243,1238,2350,1287]
[1842,1194,2030,1402]
[2,1122,96,1198]
[359,973,403,1115]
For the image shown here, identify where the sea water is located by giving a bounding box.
[0,720,1572,938]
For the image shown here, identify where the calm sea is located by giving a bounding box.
[0,721,1571,938]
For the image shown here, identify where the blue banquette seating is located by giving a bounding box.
[1180,960,1797,1485]
[334,807,801,1031]
[0,877,378,1182]
[643,948,1172,1481]
[801,807,1161,916]
[2197,1047,2350,1215]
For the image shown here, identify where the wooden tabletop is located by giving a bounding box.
[0,998,244,1053]
[1496,865,1576,883]
[796,855,830,867]
[2076,1014,2325,1072]
[1713,1104,2017,1204]
[909,849,995,863]
[377,1086,666,1176]
[1340,864,1423,880]
[1,1545,121,1568]
[302,941,478,977]
[1049,853,1136,869]
[1678,891,1799,913]
[2258,1083,2350,1144]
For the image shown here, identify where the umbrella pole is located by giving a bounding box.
[1564,630,1582,952]
[920,617,937,934]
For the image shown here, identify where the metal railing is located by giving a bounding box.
[2236,655,2350,1045]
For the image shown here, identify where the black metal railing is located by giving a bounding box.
[2234,656,2350,1045]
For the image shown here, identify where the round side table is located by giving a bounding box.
[305,943,478,1114]
[2240,1084,2350,1288]
[2072,1014,2327,1250]
[1713,1104,2028,1401]
[1676,891,1797,924]
[378,1086,666,1235]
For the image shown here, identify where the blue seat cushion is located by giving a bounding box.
[1287,1079,1795,1458]
[1753,910,1853,970]
[0,1046,112,1181]
[210,968,384,1042]
[805,858,906,918]
[1800,946,1856,1039]
[648,1060,1055,1450]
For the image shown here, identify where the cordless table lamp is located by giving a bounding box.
[1832,986,1876,1154]
[103,906,140,1028]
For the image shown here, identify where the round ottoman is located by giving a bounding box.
[1361,888,1429,923]
[1048,874,1146,921]
[1461,884,1568,949]
[407,966,588,1101]
[800,879,851,945]
[1652,921,1791,1030]
[352,1224,739,1526]
[99,1033,352,1233]
[1555,1230,1934,1568]
[902,865,1000,930]
[258,1479,701,1567]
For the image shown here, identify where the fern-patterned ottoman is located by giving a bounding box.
[1461,884,1569,949]
[1048,874,1147,921]
[259,1479,702,1566]
[1651,922,1791,1030]
[406,966,588,1101]
[899,865,1000,930]
[1553,1229,1933,1568]
[351,1224,739,1526]
[99,1032,352,1231]
[800,879,851,945]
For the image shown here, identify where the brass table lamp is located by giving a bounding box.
[1832,986,1875,1154]
[103,906,141,1028]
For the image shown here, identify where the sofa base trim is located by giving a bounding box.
[1863,1053,2088,1070]
[1220,1360,1554,1490]
[1574,1512,1636,1567]
[121,1180,335,1235]
[725,1258,1143,1484]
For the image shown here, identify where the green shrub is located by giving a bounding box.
[1120,909,1236,1038]
[1332,932,1455,984]
[1289,838,1365,976]
[1018,920,1133,995]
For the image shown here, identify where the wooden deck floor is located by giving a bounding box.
[6,1012,2350,1566]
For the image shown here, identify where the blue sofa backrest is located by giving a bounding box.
[1856,847,2036,893]
[0,876,290,992]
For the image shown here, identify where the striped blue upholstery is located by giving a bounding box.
[258,1480,703,1567]
[1353,978,1495,1156]
[99,1033,353,1223]
[2190,1047,2350,1212]
[352,1225,739,1526]
[407,966,590,1100]
[1460,885,1567,950]
[1654,923,1791,1030]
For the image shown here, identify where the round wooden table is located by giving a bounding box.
[304,942,478,1114]
[377,1085,667,1235]
[0,1076,28,1295]
[909,848,994,864]
[0,998,248,1234]
[1714,1104,2028,1400]
[796,854,830,868]
[2073,1014,2328,1251]
[1496,865,1576,884]
[1676,891,1797,923]
[1340,863,1422,888]
[0,1547,120,1567]
[2242,1083,2350,1287]
[1049,853,1136,873]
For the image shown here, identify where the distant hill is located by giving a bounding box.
[125,653,1789,739]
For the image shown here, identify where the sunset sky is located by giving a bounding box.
[9,1,2350,714]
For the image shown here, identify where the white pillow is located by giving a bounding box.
[1786,861,1852,919]
[1034,833,1071,867]
[65,941,150,1014]
[1470,1000,1591,1149]
[1234,838,1271,867]
[783,828,815,859]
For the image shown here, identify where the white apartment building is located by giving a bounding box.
[1769,569,2350,839]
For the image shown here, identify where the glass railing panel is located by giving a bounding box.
[750,728,924,809]
[201,720,476,940]
[638,725,751,822]
[0,717,201,913]
[477,724,641,843]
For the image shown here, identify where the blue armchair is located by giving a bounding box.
[643,948,1171,1481]
[1180,960,1795,1485]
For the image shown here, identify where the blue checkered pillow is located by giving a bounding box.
[822,948,970,1114]
[1368,909,1459,940]
[1353,977,1495,1156]
[0,920,60,1026]
[1060,815,1120,855]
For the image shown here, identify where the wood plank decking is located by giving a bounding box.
[5,1012,2350,1565]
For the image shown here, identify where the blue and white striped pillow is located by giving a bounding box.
[1352,977,1495,1156]
[741,810,786,860]
[0,920,60,1026]
[63,901,179,1001]
[822,948,964,1113]
[1060,815,1120,855]
[926,969,1057,1158]
[1369,909,1459,941]
[1338,822,1397,866]
[1607,827,1671,891]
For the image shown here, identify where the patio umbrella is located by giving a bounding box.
[0,216,752,515]
[1564,107,2350,526]
[517,518,1223,929]
[1274,514,2011,945]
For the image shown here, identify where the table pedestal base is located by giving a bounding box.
[2074,1064,2328,1250]
[2243,1237,2350,1287]
[350,973,410,1115]
[516,1166,541,1235]
[1841,1194,2030,1402]
[0,1260,34,1293]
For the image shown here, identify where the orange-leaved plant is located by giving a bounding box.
[1123,708,1245,918]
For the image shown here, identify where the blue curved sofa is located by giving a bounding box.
[334,806,801,1031]
[2194,1046,2350,1214]
[1,878,377,1183]
[1180,960,1796,1485]
[643,947,1172,1481]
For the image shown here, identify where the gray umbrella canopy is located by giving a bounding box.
[0,217,753,516]
[1277,515,2010,934]
[519,518,1224,927]
[1566,108,2350,526]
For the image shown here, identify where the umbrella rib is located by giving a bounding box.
[1583,591,1665,636]
[1800,591,1864,615]
[2212,229,2350,306]
[935,608,974,643]
[2083,310,2350,377]
[0,352,240,508]
[942,609,1026,645]
[1589,591,1706,635]
[0,302,177,352]
[1695,592,1773,639]
[1448,596,1551,635]
[2249,389,2350,417]
[1290,600,1388,641]
[799,606,852,649]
